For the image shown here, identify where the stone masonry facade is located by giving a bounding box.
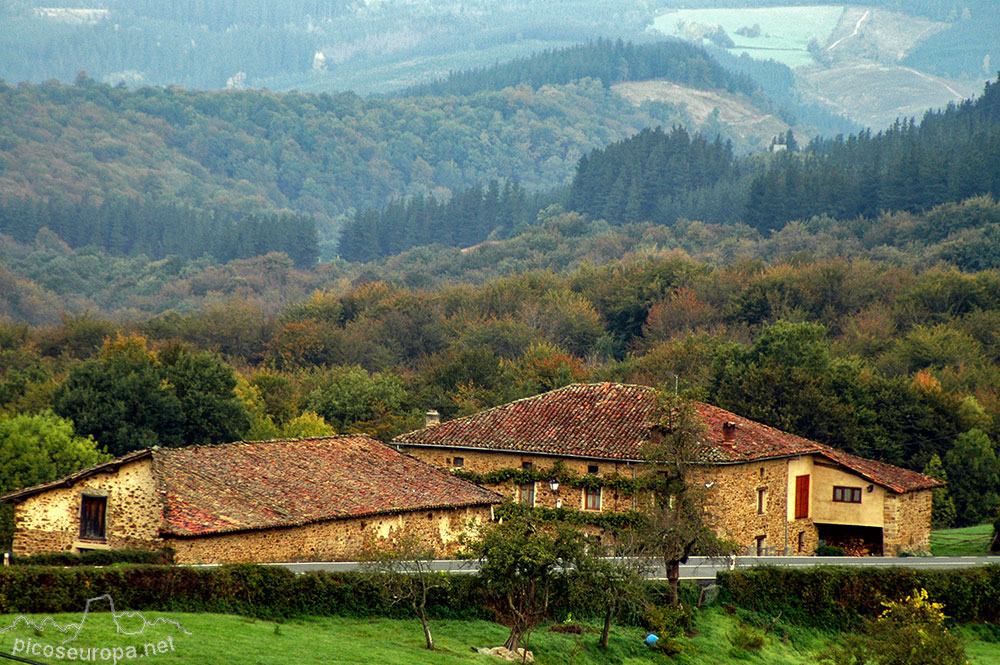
[400,445,934,556]
[883,489,933,555]
[12,458,162,556]
[10,442,498,563]
[166,505,492,564]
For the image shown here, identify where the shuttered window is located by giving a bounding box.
[80,495,107,541]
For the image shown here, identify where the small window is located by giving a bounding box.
[519,483,535,506]
[80,495,107,541]
[755,535,767,556]
[453,457,464,468]
[584,487,601,511]
[587,465,599,475]
[521,462,533,470]
[756,488,767,515]
[833,486,862,503]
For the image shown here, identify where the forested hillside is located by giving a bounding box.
[742,77,1000,231]
[405,39,755,97]
[338,181,541,262]
[3,247,999,526]
[0,196,318,268]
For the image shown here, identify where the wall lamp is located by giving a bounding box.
[548,479,560,493]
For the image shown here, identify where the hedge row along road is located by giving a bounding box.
[238,556,998,580]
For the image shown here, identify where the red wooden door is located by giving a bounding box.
[794,475,810,519]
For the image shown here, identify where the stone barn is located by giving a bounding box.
[394,383,942,556]
[3,436,500,563]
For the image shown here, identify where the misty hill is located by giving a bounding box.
[0,39,798,262]
[404,39,755,97]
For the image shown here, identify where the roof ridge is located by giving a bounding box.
[396,382,656,440]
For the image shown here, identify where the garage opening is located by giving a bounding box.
[815,523,883,556]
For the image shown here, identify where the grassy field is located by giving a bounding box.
[650,6,844,68]
[0,607,996,665]
[932,524,996,556]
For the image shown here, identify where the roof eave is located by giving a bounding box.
[0,449,153,503]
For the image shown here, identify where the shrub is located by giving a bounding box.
[718,566,1000,629]
[822,589,967,665]
[12,548,174,567]
[816,545,845,556]
[728,623,765,652]
[643,602,694,638]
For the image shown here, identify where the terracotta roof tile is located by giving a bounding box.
[394,383,941,494]
[153,436,501,536]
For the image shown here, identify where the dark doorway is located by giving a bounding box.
[816,523,883,555]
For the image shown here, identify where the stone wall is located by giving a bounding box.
[689,459,814,556]
[166,505,493,563]
[12,456,494,563]
[12,458,162,556]
[398,447,643,513]
[883,489,932,555]
[401,445,820,555]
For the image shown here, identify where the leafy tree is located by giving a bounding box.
[467,511,587,654]
[279,411,336,439]
[305,365,414,439]
[0,411,109,548]
[641,392,737,606]
[159,344,250,447]
[943,429,1000,526]
[54,336,249,455]
[54,335,185,455]
[362,536,448,651]
[570,532,650,649]
[922,454,956,529]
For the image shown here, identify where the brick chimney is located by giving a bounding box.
[722,421,737,443]
[425,410,440,427]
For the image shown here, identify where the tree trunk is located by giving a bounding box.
[503,628,523,653]
[666,559,681,606]
[418,609,434,650]
[599,605,613,649]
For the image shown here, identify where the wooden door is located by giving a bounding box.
[794,475,810,519]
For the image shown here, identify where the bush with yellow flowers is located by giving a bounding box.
[823,589,968,665]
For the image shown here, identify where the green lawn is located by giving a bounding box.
[0,609,995,665]
[932,524,996,556]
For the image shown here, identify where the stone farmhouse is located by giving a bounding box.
[394,383,942,556]
[3,436,500,563]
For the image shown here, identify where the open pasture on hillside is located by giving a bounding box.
[650,5,845,67]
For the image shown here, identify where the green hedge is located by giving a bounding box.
[718,565,1000,630]
[0,564,700,623]
[0,565,494,620]
[11,548,174,567]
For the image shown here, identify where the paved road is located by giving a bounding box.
[270,555,996,580]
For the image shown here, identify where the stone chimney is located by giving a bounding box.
[425,410,441,427]
[722,421,737,443]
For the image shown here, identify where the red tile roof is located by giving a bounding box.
[153,437,500,536]
[394,383,941,494]
[0,437,501,536]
